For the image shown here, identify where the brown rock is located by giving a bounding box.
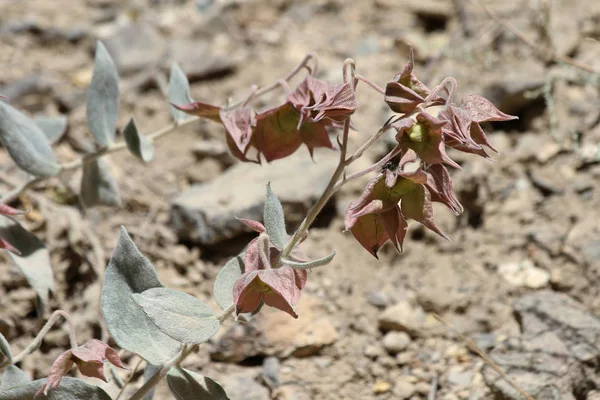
[211,295,338,362]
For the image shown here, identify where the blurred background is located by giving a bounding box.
[1,0,600,398]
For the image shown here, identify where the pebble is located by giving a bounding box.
[382,331,411,355]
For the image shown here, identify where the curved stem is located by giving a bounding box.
[114,357,143,400]
[334,145,402,191]
[355,74,385,95]
[0,310,76,370]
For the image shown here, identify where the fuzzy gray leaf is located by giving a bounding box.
[80,158,121,208]
[123,118,154,162]
[213,254,244,310]
[167,367,229,400]
[87,41,120,147]
[0,216,54,312]
[34,115,68,145]
[0,332,12,364]
[264,183,287,250]
[0,365,31,391]
[0,377,111,400]
[0,102,60,177]
[132,287,220,344]
[168,62,192,122]
[282,250,336,270]
[101,227,180,366]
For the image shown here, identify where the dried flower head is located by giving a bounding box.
[36,339,124,397]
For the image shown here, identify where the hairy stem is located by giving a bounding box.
[334,145,402,191]
[0,310,76,370]
[126,304,235,400]
[355,74,385,94]
[114,357,143,400]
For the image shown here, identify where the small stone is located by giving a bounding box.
[103,22,167,75]
[164,39,235,81]
[382,331,411,355]
[395,351,413,365]
[415,382,430,395]
[378,300,428,336]
[218,372,269,400]
[366,291,389,308]
[587,390,600,400]
[393,381,416,399]
[373,381,392,394]
[364,344,384,359]
[498,259,550,289]
[446,366,473,388]
[261,357,279,388]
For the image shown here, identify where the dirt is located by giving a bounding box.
[1,0,600,399]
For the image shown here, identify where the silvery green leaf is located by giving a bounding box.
[0,332,12,364]
[101,227,180,366]
[132,287,220,345]
[167,367,229,400]
[0,365,30,391]
[213,254,243,310]
[123,118,154,162]
[87,41,120,147]
[0,216,54,312]
[142,363,160,400]
[168,62,192,122]
[264,183,287,250]
[80,158,121,208]
[34,115,68,145]
[0,377,111,400]
[0,101,60,177]
[281,250,336,270]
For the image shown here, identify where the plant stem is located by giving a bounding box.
[0,310,76,370]
[334,145,402,191]
[281,121,350,259]
[114,357,143,400]
[126,304,235,400]
[355,74,385,94]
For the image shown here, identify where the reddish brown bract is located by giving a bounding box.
[35,339,123,397]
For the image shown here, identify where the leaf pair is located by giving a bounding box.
[101,227,220,367]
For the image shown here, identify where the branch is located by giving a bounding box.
[0,310,76,371]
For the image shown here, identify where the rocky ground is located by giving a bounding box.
[1,0,600,399]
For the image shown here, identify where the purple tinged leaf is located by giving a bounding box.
[168,62,193,122]
[87,41,120,148]
[400,184,448,240]
[307,82,358,123]
[380,206,408,252]
[172,101,222,122]
[132,287,220,345]
[236,218,265,233]
[233,266,301,318]
[219,106,255,154]
[0,216,54,312]
[167,367,229,400]
[101,227,181,366]
[253,102,303,162]
[425,164,463,215]
[0,101,60,177]
[80,158,121,208]
[123,117,154,163]
[0,202,25,216]
[460,94,519,123]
